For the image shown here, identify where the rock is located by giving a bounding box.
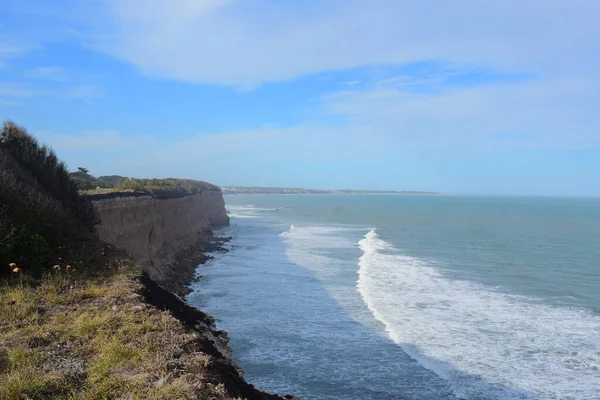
[167,361,183,373]
[40,354,86,383]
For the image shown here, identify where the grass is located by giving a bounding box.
[80,188,135,196]
[0,258,235,400]
[81,179,222,199]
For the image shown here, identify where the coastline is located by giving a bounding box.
[138,251,298,400]
[90,192,299,399]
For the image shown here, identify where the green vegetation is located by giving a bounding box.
[115,178,220,198]
[69,168,127,191]
[0,121,98,275]
[70,169,219,199]
[81,188,135,196]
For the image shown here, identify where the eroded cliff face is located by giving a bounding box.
[90,191,299,399]
[92,190,229,293]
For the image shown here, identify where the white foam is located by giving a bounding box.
[227,204,273,219]
[227,204,291,219]
[357,229,600,400]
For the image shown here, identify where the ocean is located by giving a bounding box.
[187,195,600,400]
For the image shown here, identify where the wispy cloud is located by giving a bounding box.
[322,76,600,151]
[23,66,68,81]
[0,99,23,107]
[0,84,46,98]
[61,84,104,100]
[0,82,103,101]
[88,0,600,87]
[46,130,146,152]
[0,42,25,58]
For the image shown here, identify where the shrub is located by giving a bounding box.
[69,168,127,191]
[115,178,219,198]
[0,121,99,274]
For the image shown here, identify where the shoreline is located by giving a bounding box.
[144,233,300,400]
[87,191,299,399]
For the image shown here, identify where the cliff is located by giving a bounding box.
[86,189,298,399]
[91,189,229,295]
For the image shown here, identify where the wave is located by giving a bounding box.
[357,228,600,400]
[227,205,274,219]
[228,204,291,219]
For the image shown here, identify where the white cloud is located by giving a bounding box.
[322,77,600,150]
[91,0,600,87]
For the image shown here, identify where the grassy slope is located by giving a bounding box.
[0,252,235,400]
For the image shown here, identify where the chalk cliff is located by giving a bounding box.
[91,189,229,294]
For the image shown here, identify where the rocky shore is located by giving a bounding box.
[138,270,298,400]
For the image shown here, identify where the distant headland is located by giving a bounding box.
[221,186,438,195]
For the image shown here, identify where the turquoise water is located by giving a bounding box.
[188,195,600,400]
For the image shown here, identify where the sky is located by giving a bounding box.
[1,0,599,196]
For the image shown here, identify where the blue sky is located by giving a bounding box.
[1,0,599,195]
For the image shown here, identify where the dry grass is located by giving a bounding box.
[0,262,234,400]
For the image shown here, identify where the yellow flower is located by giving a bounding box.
[8,263,16,268]
[66,265,72,272]
[12,268,20,273]
[53,265,60,271]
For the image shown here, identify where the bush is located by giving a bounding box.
[0,121,99,274]
[115,178,220,198]
[70,168,127,191]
